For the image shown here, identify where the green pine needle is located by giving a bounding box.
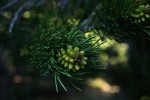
[69,80,82,91]
[55,73,58,93]
[57,74,67,91]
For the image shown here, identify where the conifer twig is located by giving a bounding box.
[79,3,102,30]
[7,0,45,33]
[0,0,18,12]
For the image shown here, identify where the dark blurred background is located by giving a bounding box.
[0,0,150,100]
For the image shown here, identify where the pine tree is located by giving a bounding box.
[0,0,150,100]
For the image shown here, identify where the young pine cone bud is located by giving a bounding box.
[57,45,88,71]
[131,4,150,24]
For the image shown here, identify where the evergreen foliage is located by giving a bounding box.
[0,0,150,99]
[27,24,103,92]
[90,0,150,42]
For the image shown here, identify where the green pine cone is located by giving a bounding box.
[58,45,88,71]
[130,4,150,24]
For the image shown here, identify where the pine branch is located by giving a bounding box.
[0,0,18,12]
[27,23,103,92]
[0,0,46,33]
